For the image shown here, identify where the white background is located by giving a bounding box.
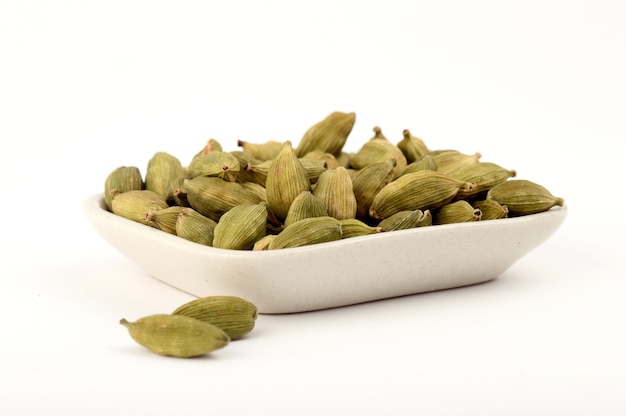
[1,1,625,415]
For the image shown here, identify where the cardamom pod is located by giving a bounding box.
[145,206,185,234]
[212,203,268,250]
[145,151,187,201]
[400,155,438,176]
[188,151,241,182]
[350,138,407,179]
[472,199,508,220]
[184,176,263,222]
[120,314,230,358]
[295,111,356,157]
[268,216,342,250]
[312,166,357,220]
[397,129,429,163]
[351,159,396,219]
[451,162,516,197]
[192,138,223,160]
[104,166,144,211]
[283,191,329,227]
[237,139,283,161]
[431,150,481,176]
[486,179,564,215]
[434,200,482,224]
[265,141,311,222]
[339,218,381,238]
[175,208,217,246]
[111,190,169,225]
[301,150,340,170]
[369,170,475,219]
[378,209,432,231]
[171,296,258,340]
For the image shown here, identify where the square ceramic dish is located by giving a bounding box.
[83,194,567,314]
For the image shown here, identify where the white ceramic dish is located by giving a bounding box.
[84,194,567,314]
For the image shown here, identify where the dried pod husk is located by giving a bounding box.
[253,234,277,251]
[295,111,356,157]
[378,209,432,231]
[451,162,517,198]
[400,155,438,176]
[486,179,564,216]
[284,191,329,227]
[430,150,481,176]
[237,140,283,161]
[111,190,169,225]
[434,200,482,225]
[397,129,429,163]
[188,151,241,182]
[104,166,144,211]
[212,203,268,250]
[265,141,311,222]
[350,138,407,179]
[184,176,263,222]
[472,199,509,220]
[352,159,396,219]
[145,206,185,234]
[119,314,230,358]
[193,138,223,160]
[312,166,357,220]
[175,208,218,246]
[145,151,187,201]
[268,216,342,250]
[339,218,381,238]
[302,150,340,170]
[369,170,475,220]
[171,296,258,340]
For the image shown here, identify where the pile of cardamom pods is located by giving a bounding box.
[104,111,564,250]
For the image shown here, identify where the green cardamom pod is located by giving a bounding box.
[400,155,438,176]
[350,138,407,179]
[450,162,516,197]
[265,141,311,222]
[145,151,187,201]
[486,179,564,215]
[397,129,429,163]
[145,206,185,234]
[120,314,230,358]
[369,170,475,219]
[192,138,223,160]
[175,208,217,246]
[268,216,342,250]
[283,191,329,228]
[188,151,241,182]
[351,159,396,219]
[472,199,509,220]
[312,166,357,220]
[171,296,258,340]
[295,111,356,157]
[111,190,169,225]
[184,176,264,222]
[377,209,432,231]
[237,139,283,161]
[104,166,144,211]
[431,150,481,176]
[212,203,268,250]
[434,200,482,224]
[339,218,381,238]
